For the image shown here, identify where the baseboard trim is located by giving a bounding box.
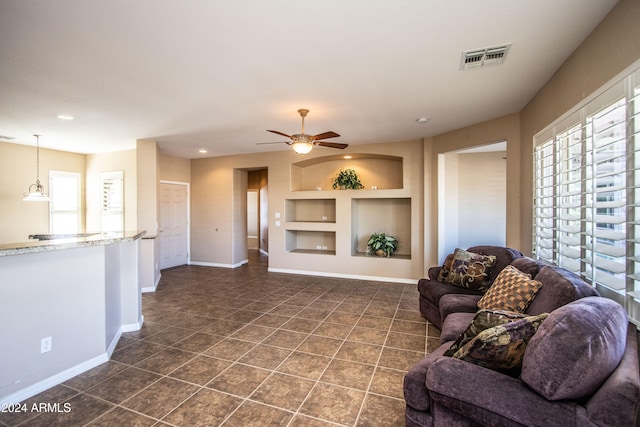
[267,268,417,284]
[190,259,248,269]
[0,353,109,405]
[121,315,144,333]
[106,328,123,358]
[141,273,161,293]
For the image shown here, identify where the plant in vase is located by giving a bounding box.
[332,168,364,190]
[366,233,398,257]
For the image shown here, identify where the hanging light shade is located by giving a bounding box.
[23,134,50,201]
[291,135,313,155]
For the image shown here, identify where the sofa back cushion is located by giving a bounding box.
[510,256,544,278]
[525,265,599,315]
[521,297,627,401]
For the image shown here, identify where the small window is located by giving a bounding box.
[49,171,81,234]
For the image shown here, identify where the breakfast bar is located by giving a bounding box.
[0,231,145,404]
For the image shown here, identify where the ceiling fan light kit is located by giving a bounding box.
[261,108,348,155]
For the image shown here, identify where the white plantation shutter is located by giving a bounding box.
[101,171,124,232]
[533,61,640,327]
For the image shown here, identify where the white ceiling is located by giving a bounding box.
[0,0,618,159]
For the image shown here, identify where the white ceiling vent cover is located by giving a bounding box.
[460,44,511,70]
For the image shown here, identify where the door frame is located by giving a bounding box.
[159,180,191,267]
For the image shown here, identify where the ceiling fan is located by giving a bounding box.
[260,109,348,155]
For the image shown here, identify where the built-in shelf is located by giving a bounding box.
[286,198,336,223]
[351,197,411,258]
[351,252,412,260]
[285,230,336,255]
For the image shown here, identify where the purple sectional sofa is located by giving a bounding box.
[406,246,640,426]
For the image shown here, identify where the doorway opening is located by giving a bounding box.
[246,168,269,258]
[437,141,507,260]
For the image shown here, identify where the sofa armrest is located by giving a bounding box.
[404,344,453,411]
[427,357,589,427]
[428,266,442,281]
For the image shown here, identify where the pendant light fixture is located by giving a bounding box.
[22,134,50,201]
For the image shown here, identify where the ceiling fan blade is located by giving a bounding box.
[267,129,292,139]
[316,141,348,149]
[256,141,291,145]
[310,131,340,141]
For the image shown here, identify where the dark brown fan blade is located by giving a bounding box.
[267,129,293,139]
[310,131,340,141]
[256,141,291,145]
[316,141,348,149]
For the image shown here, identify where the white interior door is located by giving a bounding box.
[159,182,188,269]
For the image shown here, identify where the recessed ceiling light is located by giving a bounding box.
[416,117,429,124]
[57,115,74,120]
[343,155,352,159]
[199,149,208,154]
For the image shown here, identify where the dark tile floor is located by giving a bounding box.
[0,251,441,426]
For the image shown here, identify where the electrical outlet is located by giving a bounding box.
[316,245,322,250]
[41,337,52,353]
[321,246,328,250]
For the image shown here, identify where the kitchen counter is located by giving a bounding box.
[0,230,146,257]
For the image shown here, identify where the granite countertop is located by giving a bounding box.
[0,230,146,257]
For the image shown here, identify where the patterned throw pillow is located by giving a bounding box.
[445,248,497,291]
[477,265,543,313]
[444,309,526,357]
[452,313,548,371]
[436,253,455,282]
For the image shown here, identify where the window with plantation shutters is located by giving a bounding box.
[101,171,123,232]
[533,60,640,326]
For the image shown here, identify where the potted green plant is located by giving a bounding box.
[332,168,364,190]
[366,232,398,257]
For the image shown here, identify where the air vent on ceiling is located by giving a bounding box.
[460,44,511,70]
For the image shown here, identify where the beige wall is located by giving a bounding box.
[136,140,157,235]
[191,140,424,281]
[159,152,190,183]
[0,141,85,243]
[457,151,507,249]
[86,149,137,232]
[518,0,640,254]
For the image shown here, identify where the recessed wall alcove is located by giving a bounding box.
[290,153,403,191]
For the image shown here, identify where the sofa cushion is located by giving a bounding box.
[444,309,526,357]
[445,248,496,291]
[525,265,599,315]
[440,312,476,343]
[478,265,542,313]
[451,313,548,372]
[521,297,627,401]
[439,294,481,323]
